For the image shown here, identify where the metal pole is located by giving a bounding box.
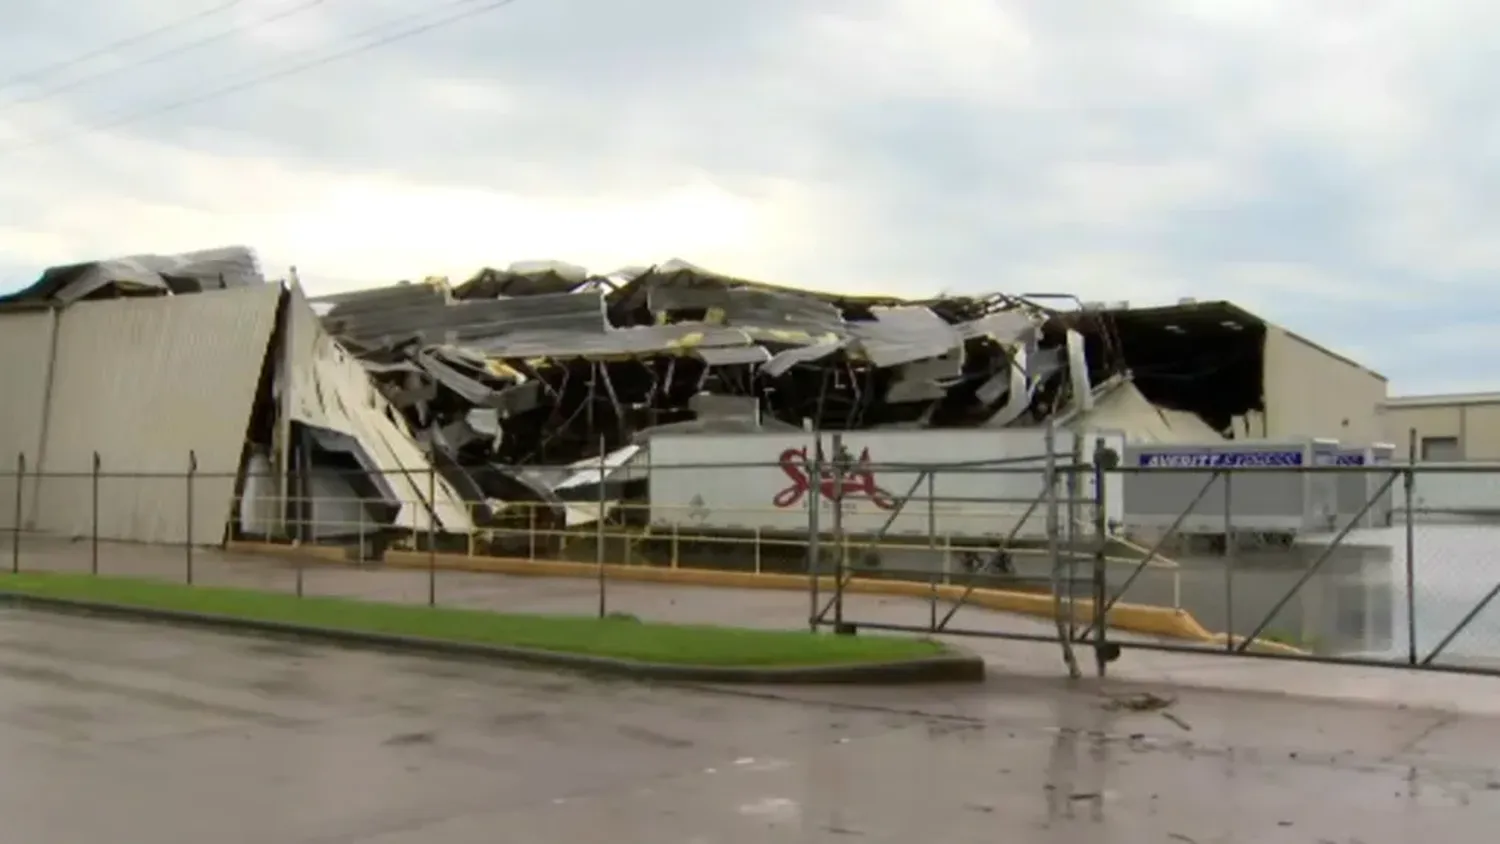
[807,433,823,632]
[1223,470,1234,652]
[90,452,100,576]
[927,471,936,552]
[294,464,305,597]
[1046,423,1080,678]
[1091,438,1109,676]
[1404,428,1418,665]
[831,433,846,630]
[427,466,437,607]
[596,437,607,619]
[185,451,197,585]
[1065,436,1081,644]
[11,454,23,574]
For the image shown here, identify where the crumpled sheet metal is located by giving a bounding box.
[312,258,1062,481]
[1,245,264,306]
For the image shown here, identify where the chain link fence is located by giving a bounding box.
[4,449,1500,677]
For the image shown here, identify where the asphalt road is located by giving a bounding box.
[0,606,1498,843]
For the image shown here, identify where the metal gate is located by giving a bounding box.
[804,424,1114,679]
[809,429,1500,679]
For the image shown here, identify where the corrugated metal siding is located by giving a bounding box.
[0,310,56,532]
[34,284,281,543]
[284,285,472,532]
[1262,326,1387,444]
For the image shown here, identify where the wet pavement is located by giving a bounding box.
[0,605,1498,842]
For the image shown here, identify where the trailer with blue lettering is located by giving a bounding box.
[1121,439,1341,535]
[1335,443,1397,529]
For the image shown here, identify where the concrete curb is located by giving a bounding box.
[0,591,987,685]
[228,540,1305,654]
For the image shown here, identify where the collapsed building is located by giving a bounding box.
[310,259,1259,463]
[0,246,1388,552]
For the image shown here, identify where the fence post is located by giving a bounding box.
[926,472,936,552]
[830,433,846,630]
[11,453,24,574]
[1404,427,1418,665]
[527,503,536,561]
[1223,469,1234,652]
[1065,436,1082,643]
[427,466,437,608]
[293,467,304,599]
[185,451,197,585]
[596,438,608,618]
[1091,438,1110,676]
[90,452,100,576]
[807,434,823,632]
[1045,422,1081,679]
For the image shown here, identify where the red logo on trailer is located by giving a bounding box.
[772,446,897,510]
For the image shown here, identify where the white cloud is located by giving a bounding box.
[1,0,1498,393]
[1005,159,1253,232]
[793,0,1038,104]
[0,124,817,287]
[425,78,518,114]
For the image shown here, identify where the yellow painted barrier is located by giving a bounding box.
[224,540,1306,656]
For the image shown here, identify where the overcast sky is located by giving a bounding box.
[0,0,1492,395]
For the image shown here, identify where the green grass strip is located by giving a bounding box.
[0,572,947,667]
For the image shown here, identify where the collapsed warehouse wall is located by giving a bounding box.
[0,247,474,546]
[268,283,474,537]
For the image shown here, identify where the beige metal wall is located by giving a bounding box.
[32,284,282,544]
[0,309,58,533]
[1261,325,1387,444]
[1383,401,1500,459]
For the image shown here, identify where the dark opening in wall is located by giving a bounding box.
[1071,302,1266,436]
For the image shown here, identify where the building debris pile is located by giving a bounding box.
[310,260,1099,472]
[1,246,1269,544]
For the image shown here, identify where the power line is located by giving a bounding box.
[0,0,243,94]
[0,0,330,114]
[0,0,520,158]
